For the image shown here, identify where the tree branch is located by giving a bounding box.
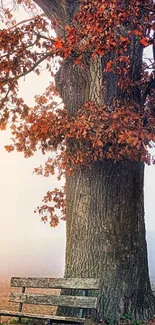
[33,0,68,36]
[141,77,155,106]
[33,0,81,36]
[0,88,10,110]
[7,13,45,30]
[0,51,53,84]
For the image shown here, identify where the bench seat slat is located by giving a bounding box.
[11,278,99,290]
[9,293,97,309]
[0,310,85,324]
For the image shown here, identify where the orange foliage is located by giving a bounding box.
[0,0,155,225]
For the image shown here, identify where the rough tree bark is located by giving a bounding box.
[34,0,155,320]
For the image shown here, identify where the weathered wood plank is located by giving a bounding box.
[11,277,49,288]
[10,277,99,290]
[0,310,85,324]
[9,293,97,309]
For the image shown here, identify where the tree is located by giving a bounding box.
[1,0,155,321]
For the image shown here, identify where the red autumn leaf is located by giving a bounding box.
[74,55,83,64]
[96,139,103,146]
[5,145,14,152]
[133,29,142,36]
[97,4,105,13]
[120,36,128,43]
[140,37,149,47]
[97,49,105,55]
[54,38,63,49]
[0,123,6,130]
[105,61,113,71]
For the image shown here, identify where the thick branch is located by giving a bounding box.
[33,0,80,36]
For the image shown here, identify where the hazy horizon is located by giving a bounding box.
[0,230,155,280]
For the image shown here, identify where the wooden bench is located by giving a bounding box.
[0,277,100,324]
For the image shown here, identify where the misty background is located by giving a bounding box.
[0,5,155,282]
[0,64,65,278]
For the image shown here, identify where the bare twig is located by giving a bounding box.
[0,88,11,110]
[7,13,45,30]
[0,51,53,84]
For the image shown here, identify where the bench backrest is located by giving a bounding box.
[9,277,100,311]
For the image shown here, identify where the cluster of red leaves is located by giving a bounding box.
[1,0,155,225]
[6,97,155,167]
[0,0,154,126]
[5,90,155,224]
[34,188,66,227]
[60,0,154,63]
[0,13,63,129]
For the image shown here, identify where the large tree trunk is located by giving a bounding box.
[54,55,155,322]
[64,160,154,320]
[33,0,155,320]
[56,62,155,320]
